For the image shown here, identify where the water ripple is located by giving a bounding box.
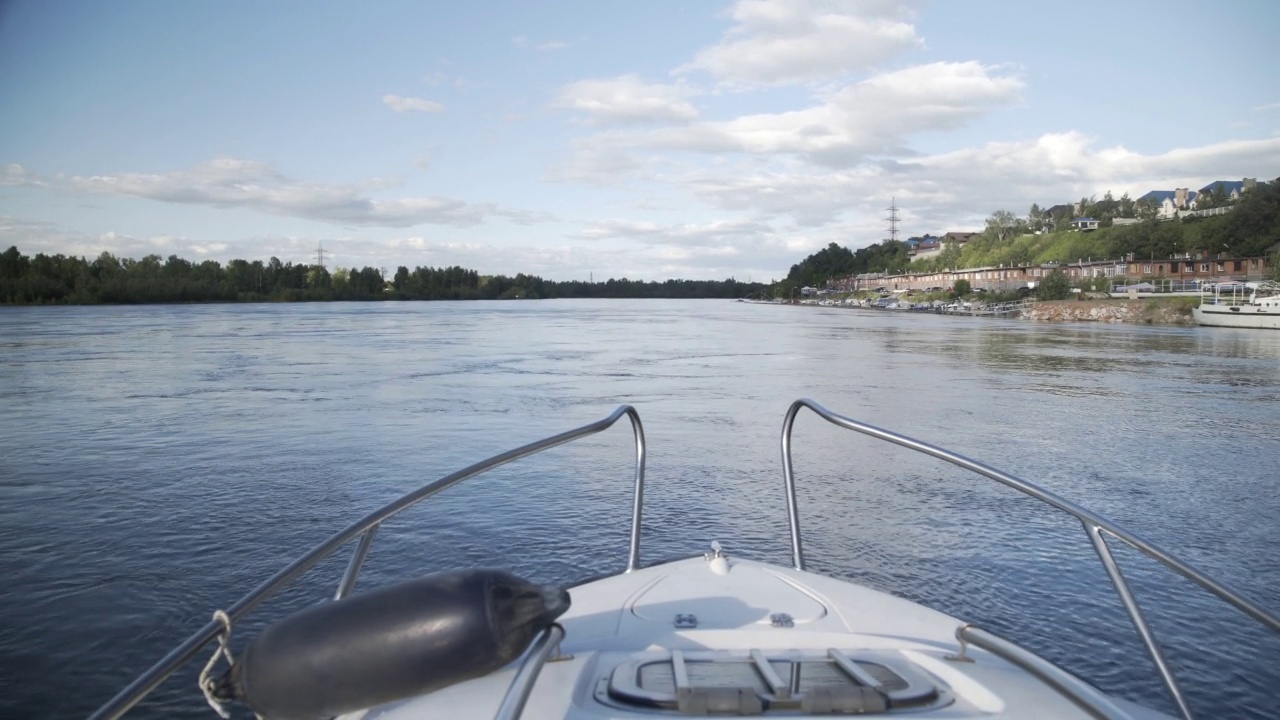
[0,300,1277,719]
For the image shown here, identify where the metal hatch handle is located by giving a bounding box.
[781,397,1280,720]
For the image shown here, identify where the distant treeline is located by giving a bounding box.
[779,241,911,291]
[0,247,767,304]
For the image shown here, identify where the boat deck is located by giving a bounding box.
[352,555,1169,719]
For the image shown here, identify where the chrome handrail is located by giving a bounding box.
[781,398,1280,720]
[494,624,566,720]
[89,405,646,720]
[953,625,1136,720]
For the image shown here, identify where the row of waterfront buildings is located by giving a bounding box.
[830,251,1275,294]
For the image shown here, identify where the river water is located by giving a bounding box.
[1,300,1278,719]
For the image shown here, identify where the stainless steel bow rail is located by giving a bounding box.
[89,405,647,720]
[91,399,1280,720]
[782,398,1280,720]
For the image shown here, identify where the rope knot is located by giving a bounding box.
[197,610,235,719]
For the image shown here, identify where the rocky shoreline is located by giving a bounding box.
[1018,298,1197,325]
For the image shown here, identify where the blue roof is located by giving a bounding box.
[1199,180,1244,195]
[1137,189,1196,204]
[1072,217,1098,222]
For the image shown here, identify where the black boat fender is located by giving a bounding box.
[213,568,571,720]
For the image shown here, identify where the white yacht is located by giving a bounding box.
[1192,281,1280,329]
[89,400,1279,720]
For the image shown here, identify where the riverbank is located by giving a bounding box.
[1019,297,1197,325]
[795,293,1200,326]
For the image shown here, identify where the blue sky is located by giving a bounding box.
[2,0,1278,281]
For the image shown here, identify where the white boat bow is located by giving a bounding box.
[89,400,1280,720]
[360,552,1171,719]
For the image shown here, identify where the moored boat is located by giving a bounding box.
[89,400,1280,720]
[1192,281,1280,329]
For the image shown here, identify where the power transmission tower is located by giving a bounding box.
[885,197,900,244]
[315,242,326,269]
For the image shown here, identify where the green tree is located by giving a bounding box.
[1198,186,1225,210]
[985,210,1024,244]
[953,279,971,296]
[331,267,350,294]
[0,246,29,279]
[937,241,962,269]
[1118,192,1135,218]
[306,265,331,289]
[1136,198,1160,221]
[1027,203,1046,232]
[1037,268,1071,300]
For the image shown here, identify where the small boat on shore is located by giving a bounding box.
[90,400,1279,720]
[1192,281,1280,329]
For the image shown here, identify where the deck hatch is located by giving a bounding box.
[604,650,942,714]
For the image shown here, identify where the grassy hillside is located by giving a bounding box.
[914,179,1280,272]
[776,181,1280,294]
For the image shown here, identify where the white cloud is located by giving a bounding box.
[188,242,228,255]
[1,163,45,187]
[576,218,773,246]
[680,0,922,87]
[910,132,1280,205]
[567,217,808,278]
[546,137,649,184]
[381,94,444,113]
[0,217,191,260]
[680,62,1023,164]
[385,237,596,275]
[1253,101,1280,112]
[555,62,1024,178]
[0,216,58,233]
[555,75,699,126]
[55,158,551,228]
[680,160,881,227]
[0,213,788,280]
[671,133,1280,233]
[1,219,385,270]
[0,219,347,267]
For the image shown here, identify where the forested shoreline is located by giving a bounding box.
[0,247,766,304]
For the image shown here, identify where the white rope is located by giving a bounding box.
[197,610,235,719]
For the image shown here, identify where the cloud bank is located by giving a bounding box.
[5,159,551,228]
[680,0,923,87]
